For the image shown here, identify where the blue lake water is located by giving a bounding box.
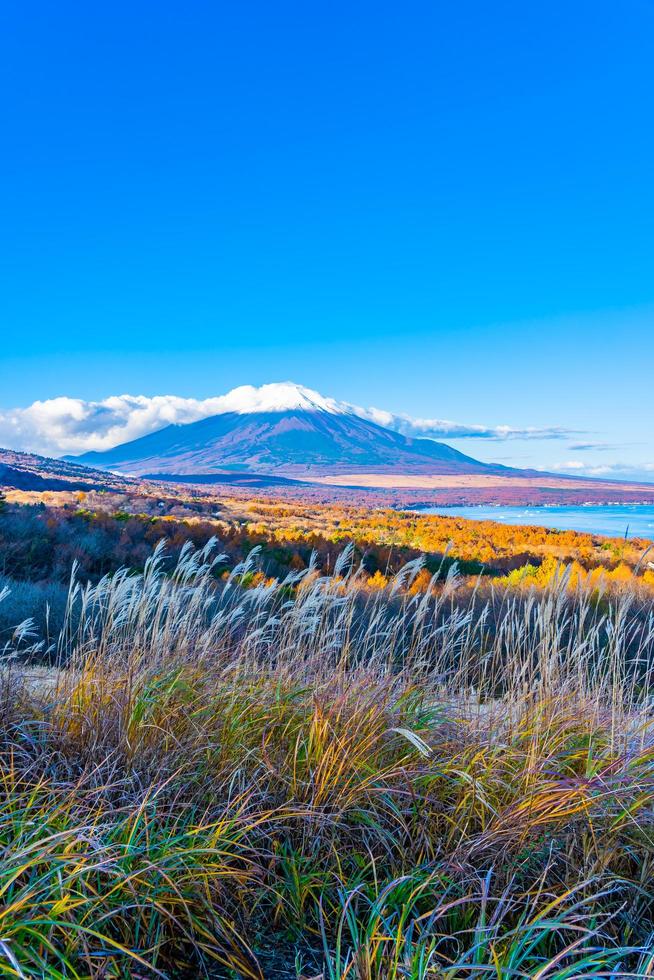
[414,505,654,541]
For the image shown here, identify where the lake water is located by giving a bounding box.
[415,505,654,541]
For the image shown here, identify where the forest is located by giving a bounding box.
[1,487,652,646]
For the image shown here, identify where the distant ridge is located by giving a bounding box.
[0,447,132,492]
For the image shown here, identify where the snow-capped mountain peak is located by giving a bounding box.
[219,382,347,415]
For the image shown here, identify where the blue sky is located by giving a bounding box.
[1,1,653,478]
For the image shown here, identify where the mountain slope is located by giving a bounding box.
[0,448,133,492]
[70,407,506,478]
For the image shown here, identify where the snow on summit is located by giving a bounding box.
[220,382,345,415]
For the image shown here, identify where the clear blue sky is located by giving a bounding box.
[1,1,653,478]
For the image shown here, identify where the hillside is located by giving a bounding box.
[0,447,133,492]
[69,384,509,478]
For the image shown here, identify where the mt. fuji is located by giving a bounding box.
[70,382,508,479]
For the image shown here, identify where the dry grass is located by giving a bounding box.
[307,472,654,492]
[1,540,654,977]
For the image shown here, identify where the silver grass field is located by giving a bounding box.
[1,539,654,977]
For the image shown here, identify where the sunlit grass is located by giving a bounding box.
[0,540,653,976]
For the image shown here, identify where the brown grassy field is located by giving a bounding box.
[309,471,654,493]
[1,537,654,977]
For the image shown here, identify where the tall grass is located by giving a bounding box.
[1,539,654,977]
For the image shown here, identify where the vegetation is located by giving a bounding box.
[1,491,652,670]
[1,494,652,590]
[0,531,654,977]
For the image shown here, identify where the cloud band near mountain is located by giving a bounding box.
[0,386,575,458]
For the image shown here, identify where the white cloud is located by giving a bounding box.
[0,381,579,457]
[567,442,618,452]
[352,405,573,442]
[555,460,654,479]
[0,394,233,456]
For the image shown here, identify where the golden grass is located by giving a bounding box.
[307,472,654,491]
[0,541,653,976]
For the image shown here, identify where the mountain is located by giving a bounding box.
[0,448,133,492]
[69,383,507,479]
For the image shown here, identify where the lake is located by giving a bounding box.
[414,504,654,541]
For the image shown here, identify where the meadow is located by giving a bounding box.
[1,527,654,978]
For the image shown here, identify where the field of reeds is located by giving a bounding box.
[2,538,654,978]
